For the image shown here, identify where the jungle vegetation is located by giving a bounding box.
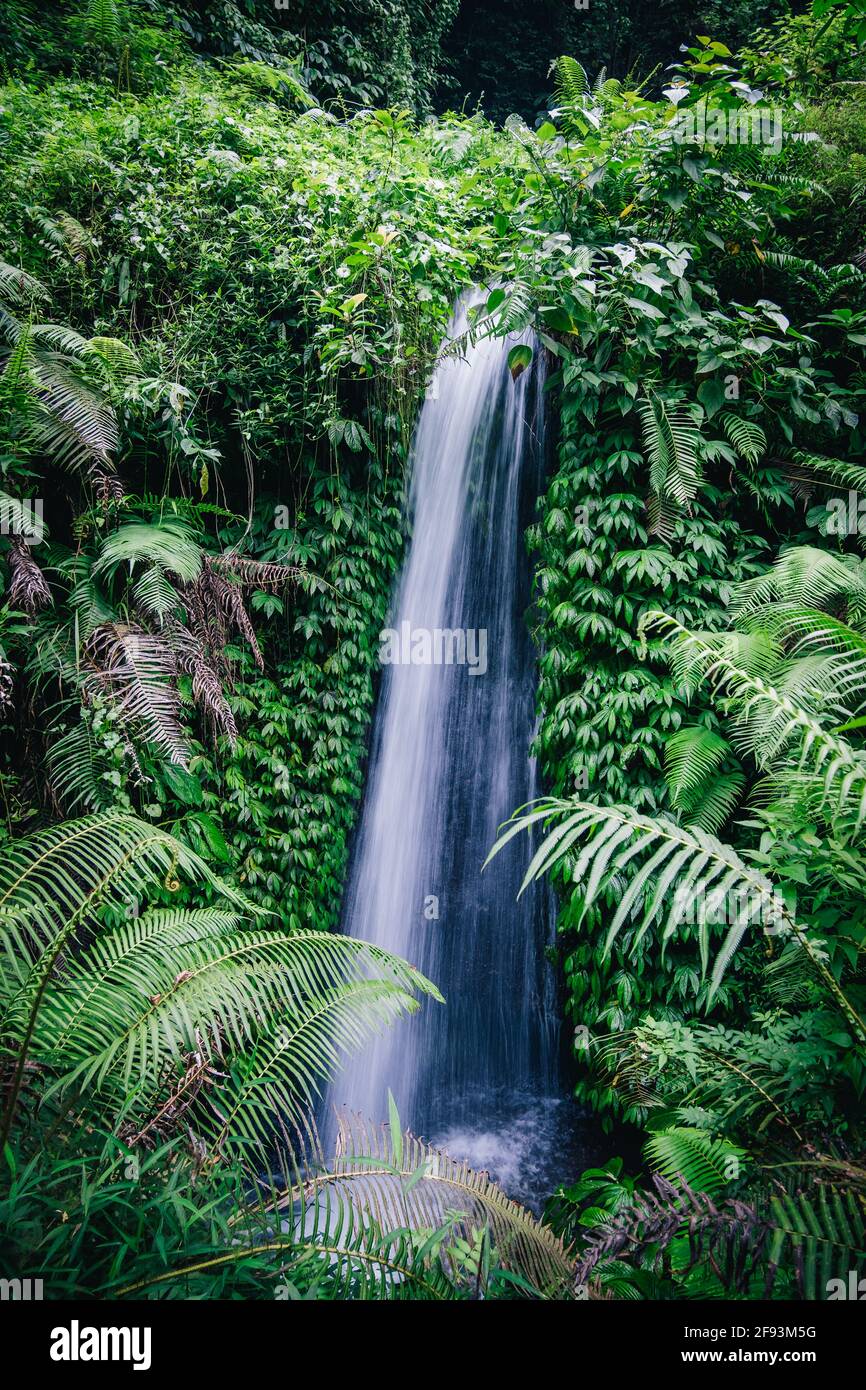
[0,0,864,1300]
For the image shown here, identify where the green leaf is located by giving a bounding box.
[507,344,533,381]
[161,764,204,806]
[388,1089,403,1171]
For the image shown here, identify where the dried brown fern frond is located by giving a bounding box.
[7,536,52,615]
[574,1171,866,1299]
[83,621,189,766]
[181,555,278,674]
[0,650,13,713]
[211,552,302,590]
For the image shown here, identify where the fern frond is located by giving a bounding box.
[665,725,729,805]
[83,335,142,390]
[488,794,864,1038]
[28,357,118,471]
[638,392,702,509]
[784,450,866,497]
[46,720,117,814]
[492,280,533,336]
[0,260,49,307]
[226,58,315,111]
[487,796,790,998]
[0,813,246,968]
[273,1112,575,1298]
[573,1172,866,1298]
[94,521,203,585]
[644,1126,747,1196]
[83,622,189,766]
[733,547,866,620]
[82,0,123,51]
[555,56,589,104]
[646,612,866,833]
[131,564,182,621]
[28,323,91,357]
[720,412,766,464]
[38,923,441,1152]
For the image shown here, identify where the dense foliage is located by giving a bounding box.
[483,13,866,1296]
[1,0,865,1301]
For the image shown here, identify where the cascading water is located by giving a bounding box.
[322,295,577,1207]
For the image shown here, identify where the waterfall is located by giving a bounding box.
[322,296,569,1206]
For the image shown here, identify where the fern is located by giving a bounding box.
[492,280,534,336]
[573,1173,866,1298]
[488,798,791,995]
[116,1112,575,1301]
[552,57,603,141]
[720,412,766,464]
[39,921,440,1161]
[1,816,441,1168]
[83,623,190,766]
[733,547,866,622]
[94,520,204,586]
[762,252,866,302]
[83,335,142,390]
[664,724,741,834]
[272,1111,576,1298]
[0,274,141,477]
[226,59,315,111]
[783,449,866,497]
[29,357,119,472]
[554,56,589,104]
[644,1126,747,1196]
[638,391,702,510]
[82,0,124,52]
[488,793,864,1038]
[46,720,118,814]
[646,611,866,832]
[0,260,49,307]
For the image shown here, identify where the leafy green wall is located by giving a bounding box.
[0,47,518,933]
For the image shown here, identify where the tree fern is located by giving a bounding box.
[1,815,441,1169]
